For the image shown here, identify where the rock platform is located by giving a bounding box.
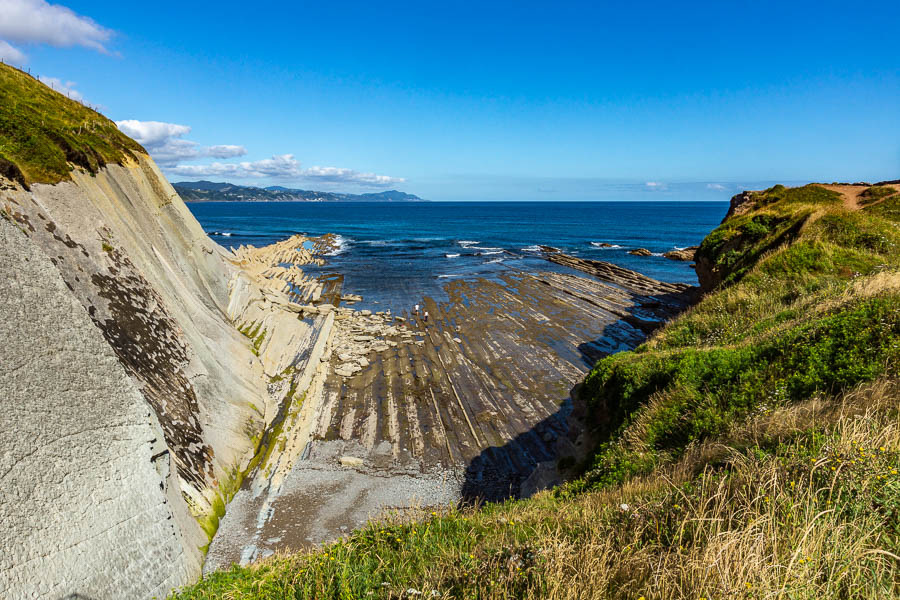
[206,243,697,570]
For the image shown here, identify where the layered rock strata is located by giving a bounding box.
[0,159,335,598]
[207,257,697,568]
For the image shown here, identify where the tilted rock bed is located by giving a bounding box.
[208,250,698,568]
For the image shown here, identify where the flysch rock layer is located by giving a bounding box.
[0,148,699,596]
[207,256,697,569]
[0,156,333,598]
[0,216,198,599]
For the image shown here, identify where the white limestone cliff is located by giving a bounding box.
[0,154,315,598]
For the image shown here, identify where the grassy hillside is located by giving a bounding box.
[172,184,900,599]
[0,63,144,187]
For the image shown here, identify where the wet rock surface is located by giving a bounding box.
[207,242,697,571]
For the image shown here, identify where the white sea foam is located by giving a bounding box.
[521,245,542,252]
[485,258,505,264]
[478,250,504,256]
[359,239,401,247]
[324,235,349,256]
[438,273,464,279]
[457,240,480,247]
[591,242,621,248]
[445,253,460,258]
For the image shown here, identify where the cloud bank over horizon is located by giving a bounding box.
[170,154,405,187]
[116,119,405,188]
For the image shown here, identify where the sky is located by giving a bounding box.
[0,0,898,200]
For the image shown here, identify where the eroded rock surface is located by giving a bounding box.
[0,216,200,599]
[0,155,299,598]
[0,148,699,594]
[207,247,697,570]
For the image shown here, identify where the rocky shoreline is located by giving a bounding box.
[206,234,699,570]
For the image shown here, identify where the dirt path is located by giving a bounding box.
[820,184,869,211]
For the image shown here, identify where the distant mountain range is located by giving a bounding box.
[173,181,425,202]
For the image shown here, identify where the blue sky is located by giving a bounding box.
[1,0,898,200]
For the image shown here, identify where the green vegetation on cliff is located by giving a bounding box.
[578,184,900,490]
[0,63,144,187]
[173,184,900,599]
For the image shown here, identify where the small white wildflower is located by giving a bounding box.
[620,503,630,511]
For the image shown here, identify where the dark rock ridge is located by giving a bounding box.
[543,251,697,328]
[723,190,757,221]
[628,248,653,256]
[174,181,425,203]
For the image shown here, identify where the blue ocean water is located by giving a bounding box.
[187,201,728,312]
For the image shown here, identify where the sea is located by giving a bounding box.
[187,201,729,312]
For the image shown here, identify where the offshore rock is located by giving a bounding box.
[663,245,698,261]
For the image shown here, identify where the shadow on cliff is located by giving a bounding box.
[460,386,579,504]
[577,287,699,369]
[460,288,698,505]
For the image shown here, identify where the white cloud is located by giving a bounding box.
[116,119,403,187]
[0,39,25,64]
[645,181,667,190]
[0,0,114,63]
[0,0,112,51]
[207,144,248,159]
[37,75,82,100]
[116,120,197,166]
[171,154,405,187]
[115,120,247,167]
[170,154,304,179]
[116,120,191,146]
[304,166,405,186]
[706,183,727,191]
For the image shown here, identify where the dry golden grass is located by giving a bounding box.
[175,379,900,600]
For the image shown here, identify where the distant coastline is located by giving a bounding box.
[174,180,426,203]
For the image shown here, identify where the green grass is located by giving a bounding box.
[172,183,900,599]
[864,193,900,223]
[172,384,900,599]
[859,185,898,206]
[0,62,144,186]
[578,296,900,487]
[576,184,900,488]
[238,320,268,356]
[196,466,246,555]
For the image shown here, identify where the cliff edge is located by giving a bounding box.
[0,64,306,598]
